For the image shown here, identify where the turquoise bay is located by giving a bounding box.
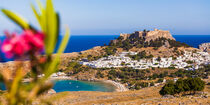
[52,80,116,92]
[0,80,116,92]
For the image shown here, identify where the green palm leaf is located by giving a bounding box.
[1,9,30,29]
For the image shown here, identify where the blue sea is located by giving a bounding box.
[1,35,210,62]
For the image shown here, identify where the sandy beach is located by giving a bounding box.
[104,80,128,92]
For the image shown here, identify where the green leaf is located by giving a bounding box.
[36,0,44,11]
[1,9,30,29]
[35,0,46,33]
[8,68,24,105]
[45,27,70,77]
[33,0,59,55]
[31,4,41,26]
[56,27,70,57]
[45,0,59,55]
[37,82,53,96]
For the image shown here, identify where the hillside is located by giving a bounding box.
[81,29,195,59]
[0,29,198,75]
[31,81,210,105]
[109,29,190,51]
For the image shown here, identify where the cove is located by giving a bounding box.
[0,80,116,92]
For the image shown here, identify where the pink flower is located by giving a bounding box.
[22,30,44,50]
[1,30,45,58]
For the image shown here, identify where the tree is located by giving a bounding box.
[96,71,104,78]
[153,47,159,50]
[160,78,205,96]
[121,62,126,66]
[185,78,205,94]
[87,55,93,61]
[157,78,164,83]
[174,79,185,95]
[150,82,154,86]
[159,81,175,95]
[157,56,161,62]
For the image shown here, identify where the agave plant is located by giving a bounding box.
[0,0,70,104]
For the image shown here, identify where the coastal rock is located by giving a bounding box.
[199,43,210,53]
[120,29,175,42]
[47,89,56,94]
[162,95,174,99]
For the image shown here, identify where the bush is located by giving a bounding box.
[186,60,193,64]
[153,47,159,50]
[159,81,175,95]
[159,78,205,96]
[66,62,84,74]
[174,79,185,94]
[168,66,175,69]
[157,78,164,83]
[135,82,149,89]
[96,71,104,78]
[129,51,153,60]
[150,82,154,86]
[156,56,161,61]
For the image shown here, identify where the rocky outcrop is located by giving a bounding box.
[199,43,210,53]
[47,89,56,94]
[120,29,175,42]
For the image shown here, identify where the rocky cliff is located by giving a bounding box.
[120,29,175,42]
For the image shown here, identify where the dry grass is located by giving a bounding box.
[1,81,209,105]
[34,84,210,105]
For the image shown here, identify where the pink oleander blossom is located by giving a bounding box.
[1,30,44,58]
[22,30,44,50]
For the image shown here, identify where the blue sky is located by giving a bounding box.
[0,0,210,35]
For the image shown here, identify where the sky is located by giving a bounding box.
[0,0,210,35]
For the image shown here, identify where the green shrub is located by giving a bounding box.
[157,78,164,83]
[159,78,205,96]
[150,82,154,86]
[159,81,175,95]
[96,71,104,78]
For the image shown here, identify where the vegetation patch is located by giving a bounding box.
[159,78,205,96]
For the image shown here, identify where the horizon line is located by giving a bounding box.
[1,34,210,37]
[70,34,210,36]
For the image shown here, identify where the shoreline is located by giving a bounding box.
[23,76,128,92]
[103,80,128,92]
[49,76,128,92]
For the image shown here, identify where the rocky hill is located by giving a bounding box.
[109,29,190,51]
[120,28,175,42]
